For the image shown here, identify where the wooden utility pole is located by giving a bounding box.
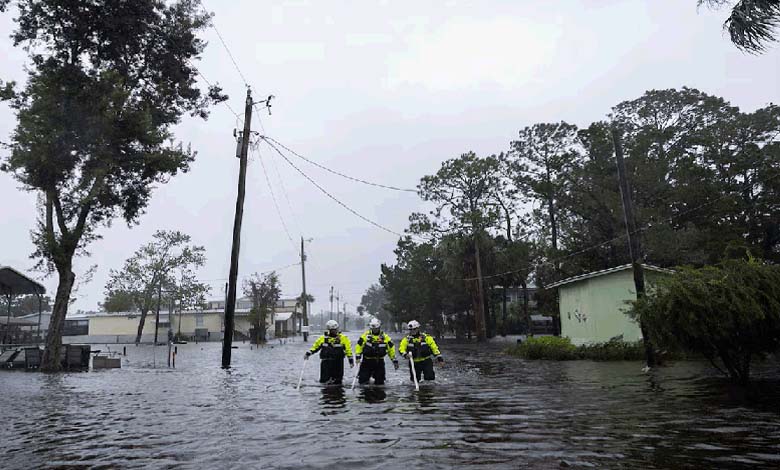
[329,286,334,320]
[612,127,656,368]
[222,89,253,368]
[154,281,162,345]
[300,237,309,341]
[473,234,487,341]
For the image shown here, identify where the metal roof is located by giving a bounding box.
[546,264,674,289]
[0,266,46,295]
[0,316,38,326]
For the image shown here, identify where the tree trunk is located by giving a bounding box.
[41,265,75,372]
[521,278,531,336]
[259,308,267,343]
[135,308,149,344]
[501,284,508,337]
[473,237,487,341]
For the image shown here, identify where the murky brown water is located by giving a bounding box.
[1,339,779,469]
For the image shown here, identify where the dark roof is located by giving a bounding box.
[0,266,46,295]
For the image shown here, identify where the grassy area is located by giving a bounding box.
[506,336,648,361]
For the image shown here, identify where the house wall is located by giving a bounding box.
[89,315,165,336]
[560,269,667,345]
[171,313,222,336]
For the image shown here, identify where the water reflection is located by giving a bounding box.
[1,341,778,469]
[320,385,346,409]
[356,386,387,403]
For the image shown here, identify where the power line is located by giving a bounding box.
[262,137,409,238]
[251,144,298,251]
[264,136,418,193]
[210,22,249,87]
[198,261,302,283]
[266,138,304,237]
[195,69,243,124]
[458,170,780,282]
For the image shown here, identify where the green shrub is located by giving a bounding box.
[630,259,780,384]
[577,340,646,361]
[507,337,656,361]
[507,336,577,360]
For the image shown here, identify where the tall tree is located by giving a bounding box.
[509,122,582,273]
[101,290,136,313]
[0,0,225,370]
[244,272,281,344]
[104,230,209,344]
[416,152,504,341]
[612,88,780,266]
[700,0,780,52]
[360,284,393,330]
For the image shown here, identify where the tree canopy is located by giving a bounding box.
[244,272,282,344]
[701,0,780,52]
[104,230,209,343]
[0,0,225,370]
[631,258,780,384]
[374,87,779,342]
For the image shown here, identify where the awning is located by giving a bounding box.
[0,266,46,295]
[274,311,293,322]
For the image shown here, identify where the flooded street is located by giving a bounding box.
[2,339,779,469]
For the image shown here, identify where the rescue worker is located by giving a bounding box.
[355,318,398,385]
[398,320,444,382]
[305,320,354,384]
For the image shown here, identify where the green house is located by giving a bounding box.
[548,264,672,346]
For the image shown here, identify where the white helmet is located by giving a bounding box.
[369,318,381,329]
[326,320,339,330]
[407,320,420,330]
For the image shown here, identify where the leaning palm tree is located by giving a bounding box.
[701,0,780,52]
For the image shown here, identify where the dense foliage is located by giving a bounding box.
[700,0,780,52]
[507,337,651,361]
[0,0,225,370]
[244,272,282,344]
[371,87,780,342]
[104,230,209,344]
[631,259,780,384]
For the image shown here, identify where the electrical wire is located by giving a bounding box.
[266,138,304,237]
[264,136,418,193]
[195,68,244,126]
[457,170,780,282]
[262,137,410,238]
[252,145,298,252]
[198,261,302,283]
[210,22,249,87]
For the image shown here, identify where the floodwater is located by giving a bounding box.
[1,339,779,469]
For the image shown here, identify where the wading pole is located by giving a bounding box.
[351,359,362,390]
[296,357,308,390]
[409,356,420,391]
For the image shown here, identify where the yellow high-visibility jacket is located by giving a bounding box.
[309,333,353,360]
[355,330,396,360]
[398,333,441,363]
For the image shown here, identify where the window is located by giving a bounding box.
[196,315,204,327]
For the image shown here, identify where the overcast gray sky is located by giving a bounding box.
[1,0,778,318]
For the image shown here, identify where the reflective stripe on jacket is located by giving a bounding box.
[398,333,441,363]
[310,333,353,360]
[355,331,396,360]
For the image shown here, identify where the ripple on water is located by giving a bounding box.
[1,340,779,469]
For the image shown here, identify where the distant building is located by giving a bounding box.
[494,284,538,309]
[62,296,300,344]
[548,264,673,345]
